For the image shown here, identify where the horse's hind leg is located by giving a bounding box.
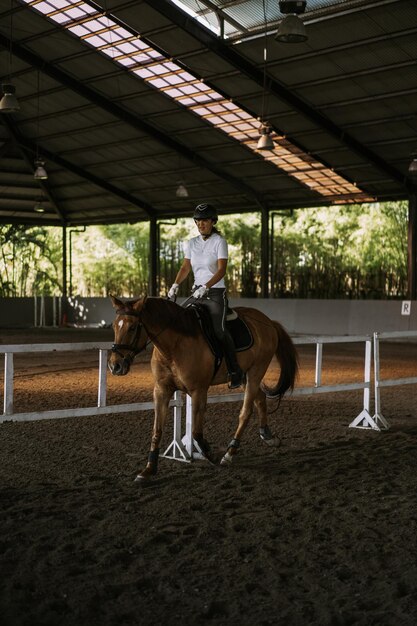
[136,383,173,481]
[255,388,280,446]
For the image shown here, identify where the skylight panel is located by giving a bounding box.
[169,0,219,36]
[22,0,373,202]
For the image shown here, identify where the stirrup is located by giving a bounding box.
[228,371,246,389]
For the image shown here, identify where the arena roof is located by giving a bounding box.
[0,0,416,226]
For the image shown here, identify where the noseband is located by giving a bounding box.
[111,308,147,365]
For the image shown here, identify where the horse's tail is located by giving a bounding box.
[261,321,299,400]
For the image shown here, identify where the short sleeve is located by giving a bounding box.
[218,237,228,259]
[184,240,191,259]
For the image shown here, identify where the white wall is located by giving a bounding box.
[1,297,416,336]
[229,298,417,335]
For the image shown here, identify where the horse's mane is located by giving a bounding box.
[144,297,201,337]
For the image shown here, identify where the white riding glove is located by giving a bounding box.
[167,283,179,299]
[193,285,208,299]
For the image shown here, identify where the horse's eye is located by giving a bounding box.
[128,325,138,332]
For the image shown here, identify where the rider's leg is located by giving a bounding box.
[221,328,246,389]
[201,289,245,389]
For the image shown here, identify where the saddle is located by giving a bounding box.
[187,303,253,376]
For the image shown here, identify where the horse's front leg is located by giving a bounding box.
[190,390,214,462]
[220,376,258,465]
[136,383,173,481]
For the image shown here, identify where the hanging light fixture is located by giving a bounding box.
[33,71,48,180]
[34,198,46,213]
[275,0,308,44]
[257,122,275,150]
[257,4,275,152]
[409,155,417,178]
[0,1,20,113]
[34,159,48,180]
[0,84,20,113]
[176,182,189,198]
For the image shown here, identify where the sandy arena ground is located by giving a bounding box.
[1,326,417,626]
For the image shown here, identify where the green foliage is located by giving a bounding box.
[221,214,262,296]
[0,225,62,296]
[271,202,408,298]
[70,223,150,297]
[0,201,409,299]
[158,219,192,295]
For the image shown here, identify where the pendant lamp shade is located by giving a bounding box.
[34,200,45,213]
[257,123,275,151]
[276,1,308,43]
[34,159,48,180]
[275,14,308,43]
[409,157,417,177]
[176,182,189,198]
[0,84,20,113]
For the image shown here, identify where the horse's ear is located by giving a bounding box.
[110,294,124,309]
[132,294,147,312]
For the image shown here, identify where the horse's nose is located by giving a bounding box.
[108,360,122,376]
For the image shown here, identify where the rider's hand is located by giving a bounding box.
[193,285,208,299]
[167,283,179,299]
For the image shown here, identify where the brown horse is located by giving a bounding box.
[108,295,298,480]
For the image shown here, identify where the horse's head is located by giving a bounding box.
[108,295,148,376]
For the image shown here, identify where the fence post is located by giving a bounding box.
[161,391,190,462]
[349,338,378,429]
[39,296,46,327]
[371,332,390,430]
[184,394,193,457]
[3,353,14,415]
[98,349,107,407]
[53,297,58,327]
[315,342,323,387]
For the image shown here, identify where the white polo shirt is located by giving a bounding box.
[184,233,228,288]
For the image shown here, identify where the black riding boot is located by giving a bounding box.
[222,331,246,389]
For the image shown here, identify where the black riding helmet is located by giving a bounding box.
[193,203,218,223]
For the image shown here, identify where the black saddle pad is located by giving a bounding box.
[188,304,253,354]
[226,315,253,352]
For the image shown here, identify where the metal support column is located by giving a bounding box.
[149,216,158,296]
[260,207,269,298]
[61,224,69,326]
[62,223,67,299]
[408,194,417,299]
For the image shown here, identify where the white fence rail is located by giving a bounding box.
[163,334,375,462]
[2,332,417,461]
[0,342,181,423]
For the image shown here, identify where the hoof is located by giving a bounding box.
[262,436,281,447]
[194,438,217,465]
[259,425,281,447]
[134,467,155,482]
[220,451,233,466]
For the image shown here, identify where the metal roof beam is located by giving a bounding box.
[0,32,265,210]
[1,116,67,223]
[2,123,157,218]
[190,0,250,35]
[144,0,409,190]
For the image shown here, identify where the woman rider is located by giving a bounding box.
[167,203,246,389]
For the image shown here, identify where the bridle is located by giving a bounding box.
[111,307,149,366]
